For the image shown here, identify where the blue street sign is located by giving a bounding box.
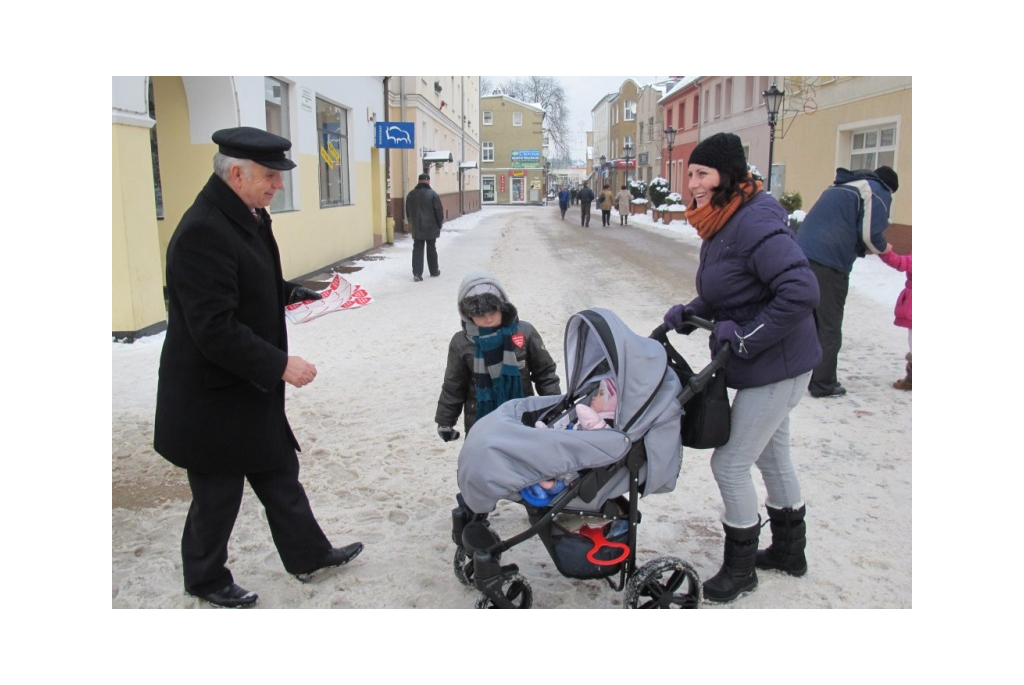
[375,122,415,149]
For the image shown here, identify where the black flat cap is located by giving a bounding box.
[212,126,296,170]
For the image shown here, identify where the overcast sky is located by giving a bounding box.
[485,76,666,160]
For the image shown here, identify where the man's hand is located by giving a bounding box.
[283,356,317,388]
[289,286,322,304]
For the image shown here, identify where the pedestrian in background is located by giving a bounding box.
[577,181,595,227]
[597,183,615,226]
[406,172,444,282]
[796,166,899,398]
[615,184,632,225]
[154,126,363,608]
[558,186,570,219]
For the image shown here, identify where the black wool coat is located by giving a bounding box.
[405,182,444,240]
[154,174,302,474]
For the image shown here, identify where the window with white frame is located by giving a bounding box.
[483,142,494,162]
[265,77,293,212]
[483,110,493,125]
[624,100,635,121]
[513,111,523,126]
[850,125,897,171]
[316,97,350,207]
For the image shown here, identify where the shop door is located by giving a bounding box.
[511,177,525,203]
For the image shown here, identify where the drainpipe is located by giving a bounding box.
[400,77,408,233]
[383,76,394,244]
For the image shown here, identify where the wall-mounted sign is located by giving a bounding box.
[511,169,527,177]
[300,87,313,113]
[374,122,415,149]
[511,150,541,162]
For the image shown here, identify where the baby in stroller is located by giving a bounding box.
[525,377,617,505]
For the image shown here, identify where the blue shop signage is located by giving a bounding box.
[511,150,541,162]
[375,122,415,149]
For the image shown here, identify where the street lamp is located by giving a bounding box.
[762,82,784,192]
[664,126,677,191]
[622,143,633,188]
[599,155,606,185]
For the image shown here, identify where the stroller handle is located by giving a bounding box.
[650,319,731,401]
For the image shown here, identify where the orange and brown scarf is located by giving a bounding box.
[685,178,763,240]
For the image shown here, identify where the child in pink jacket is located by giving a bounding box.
[879,249,912,390]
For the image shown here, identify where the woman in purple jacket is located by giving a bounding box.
[663,133,822,603]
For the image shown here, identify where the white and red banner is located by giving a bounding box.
[285,273,373,325]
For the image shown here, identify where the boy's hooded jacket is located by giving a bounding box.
[435,272,561,433]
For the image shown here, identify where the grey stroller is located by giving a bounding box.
[451,308,727,608]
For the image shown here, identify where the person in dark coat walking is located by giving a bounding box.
[557,187,570,219]
[154,127,362,608]
[577,181,596,227]
[406,173,444,281]
[663,133,821,604]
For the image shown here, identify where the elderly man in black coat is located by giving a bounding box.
[154,127,362,608]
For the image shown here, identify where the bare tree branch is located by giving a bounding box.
[497,76,572,165]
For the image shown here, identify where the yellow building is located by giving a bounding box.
[772,76,912,241]
[386,77,481,230]
[479,93,547,204]
[112,76,390,340]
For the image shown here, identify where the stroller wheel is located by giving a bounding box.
[474,573,533,609]
[453,546,475,587]
[624,556,701,609]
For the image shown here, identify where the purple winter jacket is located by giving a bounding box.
[686,191,822,389]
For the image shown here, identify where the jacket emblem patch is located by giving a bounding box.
[512,333,525,348]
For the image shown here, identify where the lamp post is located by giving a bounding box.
[762,82,784,193]
[622,143,633,188]
[599,155,606,186]
[664,126,677,192]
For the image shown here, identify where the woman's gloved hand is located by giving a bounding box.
[663,304,697,334]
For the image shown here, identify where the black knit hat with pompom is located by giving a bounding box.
[688,132,749,181]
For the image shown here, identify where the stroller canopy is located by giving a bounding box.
[457,308,683,513]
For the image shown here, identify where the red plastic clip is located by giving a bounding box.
[577,524,630,566]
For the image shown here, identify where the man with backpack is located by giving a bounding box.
[796,166,899,398]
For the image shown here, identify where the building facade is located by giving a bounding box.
[479,93,547,205]
[772,76,912,245]
[634,79,678,185]
[112,76,390,340]
[387,76,481,231]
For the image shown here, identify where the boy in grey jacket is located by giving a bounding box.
[435,272,561,440]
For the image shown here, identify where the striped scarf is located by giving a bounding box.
[464,314,525,420]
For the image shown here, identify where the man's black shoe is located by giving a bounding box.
[190,583,258,608]
[430,271,441,277]
[413,276,423,282]
[811,384,847,398]
[294,542,364,582]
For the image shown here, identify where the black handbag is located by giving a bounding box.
[679,365,731,449]
[656,327,732,449]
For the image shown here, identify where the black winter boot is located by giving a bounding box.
[756,504,807,576]
[703,521,759,603]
